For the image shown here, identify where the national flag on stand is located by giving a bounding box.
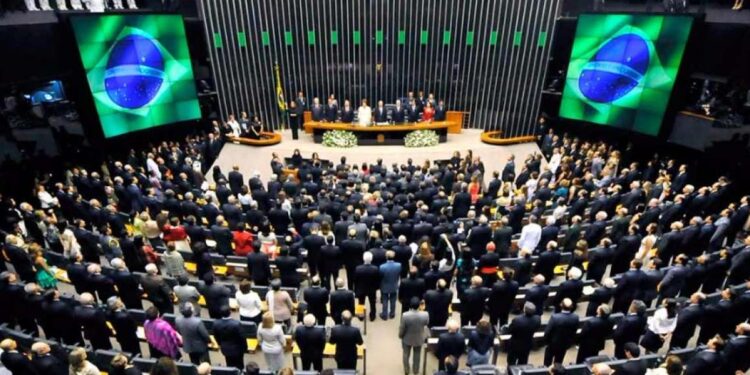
[274,61,287,130]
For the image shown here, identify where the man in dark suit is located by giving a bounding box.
[685,335,725,375]
[374,100,388,123]
[42,289,83,345]
[613,260,645,313]
[66,254,92,295]
[330,278,355,325]
[576,304,613,363]
[391,99,406,123]
[141,263,175,314]
[295,313,327,371]
[107,298,141,356]
[175,303,211,364]
[354,252,380,321]
[303,276,330,324]
[585,211,609,247]
[247,249,271,286]
[407,101,420,122]
[670,293,705,349]
[543,298,580,366]
[492,218,513,258]
[399,267,426,313]
[325,97,338,122]
[2,242,35,283]
[30,342,67,375]
[213,306,247,369]
[461,275,489,326]
[424,279,453,328]
[0,338,39,375]
[488,270,519,328]
[537,216,560,253]
[74,293,113,350]
[535,242,561,285]
[434,100,447,121]
[466,216,491,260]
[722,323,750,374]
[553,267,584,312]
[619,343,647,375]
[110,258,143,309]
[586,279,616,317]
[201,273,230,319]
[210,216,234,256]
[329,310,363,370]
[452,186,472,220]
[613,300,647,359]
[87,263,117,303]
[525,274,550,316]
[340,229,366,290]
[436,319,466,371]
[227,165,244,196]
[658,254,689,302]
[507,302,541,366]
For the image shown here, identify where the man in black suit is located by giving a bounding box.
[330,278,355,325]
[553,267,584,312]
[399,267,426,313]
[492,218,513,258]
[0,338,38,375]
[537,216,560,253]
[391,99,406,123]
[42,289,83,345]
[723,323,750,374]
[685,335,725,375]
[87,263,117,303]
[488,270,519,328]
[212,306,247,369]
[66,253,92,295]
[670,293,705,349]
[586,211,609,247]
[325,97,338,122]
[451,185,472,220]
[340,229,366,290]
[74,292,113,350]
[354,252,380,321]
[227,165,244,196]
[295,313,327,371]
[201,273,230,319]
[613,300,647,359]
[525,274,550,316]
[576,304,613,363]
[210,216,234,256]
[507,302,541,366]
[303,276,330,324]
[436,319,466,371]
[586,278,616,317]
[613,260,645,313]
[30,342,67,375]
[543,298,580,366]
[373,100,388,123]
[466,215,491,260]
[434,100,447,121]
[329,310,363,370]
[657,254,689,302]
[106,297,141,356]
[141,263,175,314]
[110,258,143,309]
[407,100,420,122]
[276,247,301,288]
[424,279,453,328]
[535,241,561,285]
[2,241,35,283]
[247,247,271,286]
[461,275,489,326]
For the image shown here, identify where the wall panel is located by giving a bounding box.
[198,0,560,137]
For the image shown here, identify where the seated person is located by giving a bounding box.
[374,100,388,123]
[246,116,263,139]
[340,100,355,123]
[435,100,447,121]
[391,99,406,123]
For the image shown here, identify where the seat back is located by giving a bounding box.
[132,357,157,372]
[176,361,198,375]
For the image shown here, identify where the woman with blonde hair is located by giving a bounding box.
[468,175,482,204]
[109,353,140,375]
[29,243,56,289]
[69,347,100,375]
[257,312,287,371]
[60,226,81,259]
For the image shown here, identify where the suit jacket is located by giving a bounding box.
[391,106,406,123]
[452,192,472,219]
[89,272,117,302]
[461,286,490,320]
[399,276,427,305]
[619,359,647,375]
[615,269,645,304]
[424,289,453,324]
[535,250,560,282]
[554,279,584,310]
[722,335,749,373]
[3,244,35,282]
[303,286,330,322]
[330,289,355,322]
[400,309,430,346]
[112,269,142,309]
[685,349,724,375]
[247,251,271,284]
[213,317,247,357]
[67,262,92,295]
[379,260,402,293]
[613,313,646,346]
[203,283,231,316]
[31,354,67,375]
[141,274,173,308]
[354,264,380,296]
[466,224,492,259]
[1,351,39,375]
[659,265,688,298]
[525,284,549,315]
[436,332,466,360]
[508,313,541,352]
[488,279,519,317]
[74,305,112,350]
[545,311,580,349]
[578,316,613,353]
[176,316,210,354]
[329,324,363,362]
[294,325,326,358]
[492,226,513,256]
[374,107,388,122]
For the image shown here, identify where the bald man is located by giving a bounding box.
[1,339,38,375]
[543,298,580,366]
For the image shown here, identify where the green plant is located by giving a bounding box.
[404,129,439,147]
[322,130,358,148]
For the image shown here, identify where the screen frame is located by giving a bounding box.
[557,12,700,138]
[68,12,202,140]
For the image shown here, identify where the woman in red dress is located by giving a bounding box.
[422,102,435,122]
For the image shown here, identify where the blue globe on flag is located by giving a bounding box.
[578,33,650,103]
[104,34,165,109]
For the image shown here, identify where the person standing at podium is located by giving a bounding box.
[435,100,447,121]
[326,97,338,122]
[374,100,388,123]
[407,100,420,123]
[311,97,324,121]
[358,99,372,127]
[392,99,406,124]
[422,102,435,123]
[341,100,355,123]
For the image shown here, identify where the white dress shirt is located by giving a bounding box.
[517,223,542,251]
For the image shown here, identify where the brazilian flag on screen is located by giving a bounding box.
[559,14,693,136]
[70,14,201,138]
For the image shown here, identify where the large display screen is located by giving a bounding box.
[71,14,201,138]
[559,14,693,136]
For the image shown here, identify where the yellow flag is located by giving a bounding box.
[274,62,286,111]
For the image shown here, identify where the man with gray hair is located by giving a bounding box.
[74,292,113,350]
[354,251,380,321]
[525,275,549,316]
[592,363,613,375]
[543,298,579,365]
[294,314,326,371]
[436,319,466,371]
[30,341,67,374]
[176,303,211,364]
[141,263,174,314]
[577,304,613,363]
[110,257,143,309]
[552,266,584,313]
[87,262,117,303]
[507,302,541,366]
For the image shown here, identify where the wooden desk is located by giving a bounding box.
[303,110,464,134]
[227,132,282,146]
[303,121,454,145]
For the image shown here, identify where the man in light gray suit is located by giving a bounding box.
[173,275,202,315]
[399,297,429,375]
[175,303,211,365]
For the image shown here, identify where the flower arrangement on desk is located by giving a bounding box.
[405,129,439,147]
[322,130,358,148]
